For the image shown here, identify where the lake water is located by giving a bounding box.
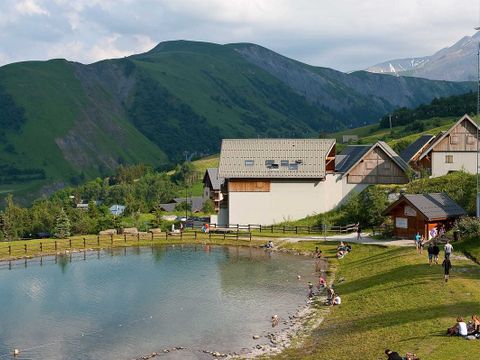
[0,245,320,360]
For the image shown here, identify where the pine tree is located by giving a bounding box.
[54,209,71,239]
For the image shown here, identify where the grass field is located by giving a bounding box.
[274,241,480,360]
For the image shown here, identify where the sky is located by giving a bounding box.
[0,0,479,71]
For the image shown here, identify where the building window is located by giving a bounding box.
[445,155,453,163]
[280,160,289,167]
[244,160,254,166]
[450,135,459,145]
[365,160,375,170]
[467,135,476,145]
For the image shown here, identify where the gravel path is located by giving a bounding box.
[277,232,414,247]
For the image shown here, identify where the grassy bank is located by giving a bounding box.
[274,242,480,360]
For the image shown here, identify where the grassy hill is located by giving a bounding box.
[0,40,474,203]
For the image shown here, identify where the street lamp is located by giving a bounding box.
[475,28,480,217]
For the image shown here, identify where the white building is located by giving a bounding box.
[403,115,479,177]
[204,139,410,226]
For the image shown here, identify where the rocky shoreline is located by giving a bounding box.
[132,247,333,360]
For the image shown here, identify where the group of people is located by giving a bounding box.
[384,349,419,360]
[336,241,352,259]
[447,315,480,339]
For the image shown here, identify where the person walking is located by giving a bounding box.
[414,232,421,253]
[444,241,453,259]
[356,222,362,241]
[432,242,440,264]
[427,242,434,265]
[442,257,452,282]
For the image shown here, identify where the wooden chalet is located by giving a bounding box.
[382,193,466,239]
[412,115,479,176]
[336,141,410,184]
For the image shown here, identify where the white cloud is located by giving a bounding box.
[15,0,50,16]
[0,0,478,70]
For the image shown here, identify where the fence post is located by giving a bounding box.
[295,226,298,234]
[9,245,11,255]
[97,236,100,246]
[69,239,72,248]
[283,226,285,234]
[83,238,86,248]
[308,226,311,234]
[260,224,262,233]
[124,234,127,243]
[24,244,27,254]
[137,233,140,242]
[194,231,197,240]
[223,232,226,240]
[236,229,239,240]
[248,224,251,232]
[165,232,168,241]
[151,232,154,241]
[180,231,183,240]
[271,225,273,233]
[249,232,252,241]
[55,241,57,251]
[40,243,42,252]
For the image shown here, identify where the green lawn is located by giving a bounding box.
[274,242,480,360]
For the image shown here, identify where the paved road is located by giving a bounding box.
[278,232,414,247]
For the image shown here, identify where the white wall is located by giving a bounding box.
[431,152,477,177]
[225,174,367,225]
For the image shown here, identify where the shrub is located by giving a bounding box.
[454,216,480,237]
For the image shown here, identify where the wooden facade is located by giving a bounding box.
[386,202,435,239]
[431,118,478,152]
[228,179,271,192]
[347,147,409,184]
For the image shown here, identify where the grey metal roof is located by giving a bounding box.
[386,193,466,220]
[335,145,371,173]
[204,168,224,190]
[160,196,207,213]
[218,139,335,179]
[418,114,479,160]
[400,134,435,162]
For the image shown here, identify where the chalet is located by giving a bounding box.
[202,168,224,212]
[408,115,479,177]
[382,193,466,239]
[400,134,436,169]
[205,139,410,226]
[336,141,410,184]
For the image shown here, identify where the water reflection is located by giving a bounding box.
[0,246,317,360]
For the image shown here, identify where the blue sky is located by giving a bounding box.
[0,0,478,71]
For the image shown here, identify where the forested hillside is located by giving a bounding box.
[0,40,474,202]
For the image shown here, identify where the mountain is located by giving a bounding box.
[0,40,474,202]
[366,32,480,81]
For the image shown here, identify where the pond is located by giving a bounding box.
[0,245,322,359]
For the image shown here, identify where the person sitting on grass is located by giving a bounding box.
[317,276,326,289]
[336,249,346,259]
[384,349,403,360]
[325,286,335,305]
[448,317,468,337]
[314,246,323,258]
[333,294,341,305]
[469,314,480,337]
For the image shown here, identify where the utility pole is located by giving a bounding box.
[389,114,392,130]
[476,40,480,217]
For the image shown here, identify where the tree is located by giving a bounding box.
[54,209,71,238]
[0,211,13,241]
[201,199,215,214]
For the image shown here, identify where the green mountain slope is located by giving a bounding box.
[0,40,474,202]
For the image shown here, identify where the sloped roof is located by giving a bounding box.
[400,134,435,162]
[418,114,479,160]
[218,139,335,179]
[203,168,224,190]
[172,196,206,212]
[337,141,410,175]
[335,145,371,173]
[383,193,466,221]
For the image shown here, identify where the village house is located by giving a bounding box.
[402,114,479,177]
[204,139,410,226]
[382,193,466,239]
